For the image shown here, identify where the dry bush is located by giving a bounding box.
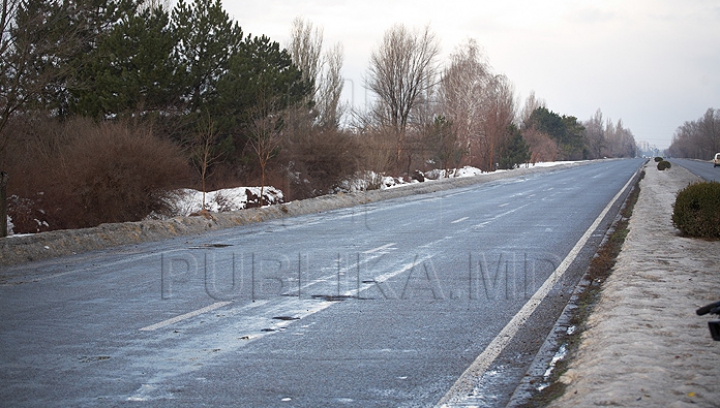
[522,127,558,163]
[1,113,66,232]
[356,128,397,175]
[1,116,191,231]
[57,119,191,228]
[281,127,365,199]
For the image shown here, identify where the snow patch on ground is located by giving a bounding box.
[379,161,580,190]
[154,186,283,218]
[5,215,13,236]
[551,162,720,407]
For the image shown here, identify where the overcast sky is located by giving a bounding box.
[225,0,719,149]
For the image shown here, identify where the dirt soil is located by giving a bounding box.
[550,162,720,407]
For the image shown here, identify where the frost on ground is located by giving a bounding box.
[551,162,720,408]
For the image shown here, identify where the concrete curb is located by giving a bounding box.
[0,162,585,267]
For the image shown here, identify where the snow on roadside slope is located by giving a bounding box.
[156,187,283,218]
[160,162,580,214]
[383,161,581,189]
[550,161,720,407]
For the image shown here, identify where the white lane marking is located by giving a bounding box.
[140,301,232,331]
[363,243,396,254]
[436,171,637,407]
[451,217,469,224]
[498,203,509,207]
[473,204,530,228]
[140,251,415,333]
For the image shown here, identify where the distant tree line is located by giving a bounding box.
[667,108,720,159]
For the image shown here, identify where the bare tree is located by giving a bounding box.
[366,24,440,166]
[519,91,545,128]
[603,118,637,158]
[440,39,516,171]
[1,0,31,146]
[289,17,323,94]
[191,112,222,211]
[249,115,281,207]
[439,39,490,168]
[522,127,558,163]
[316,43,345,128]
[482,74,516,170]
[288,17,345,128]
[584,109,606,159]
[698,108,720,155]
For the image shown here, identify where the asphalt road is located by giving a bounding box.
[668,158,720,182]
[0,159,644,407]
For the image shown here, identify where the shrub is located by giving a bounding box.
[672,181,720,238]
[2,116,191,231]
[654,156,663,162]
[281,128,364,199]
[57,119,191,228]
[657,160,672,170]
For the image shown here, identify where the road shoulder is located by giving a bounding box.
[550,162,720,407]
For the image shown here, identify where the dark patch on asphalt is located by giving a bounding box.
[79,356,111,363]
[311,294,356,302]
[188,243,233,249]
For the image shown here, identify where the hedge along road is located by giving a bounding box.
[0,159,644,407]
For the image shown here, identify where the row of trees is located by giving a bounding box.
[356,25,636,174]
[667,108,720,159]
[583,109,637,159]
[359,30,529,173]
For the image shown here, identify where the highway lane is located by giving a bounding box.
[669,158,720,182]
[0,158,644,407]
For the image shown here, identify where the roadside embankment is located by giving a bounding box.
[550,161,720,407]
[0,162,582,267]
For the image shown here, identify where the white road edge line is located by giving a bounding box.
[140,301,232,332]
[436,171,637,407]
[451,217,469,224]
[363,243,396,254]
